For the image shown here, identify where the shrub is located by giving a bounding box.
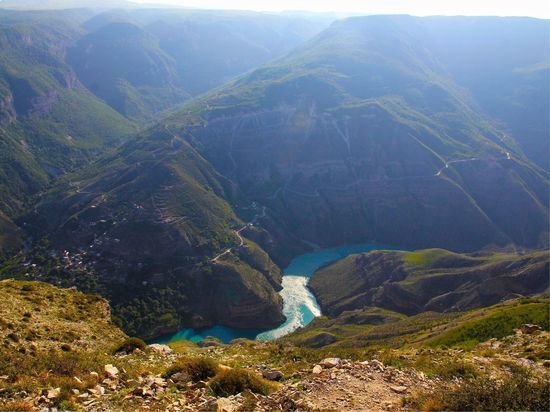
[164,357,218,382]
[113,337,146,354]
[209,368,275,397]
[433,360,479,379]
[409,368,549,411]
[45,351,99,377]
[0,401,34,411]
[442,370,549,411]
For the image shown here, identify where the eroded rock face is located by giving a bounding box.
[309,249,550,318]
[192,260,285,329]
[185,104,548,255]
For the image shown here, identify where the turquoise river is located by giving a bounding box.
[158,243,398,344]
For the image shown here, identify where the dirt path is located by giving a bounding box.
[256,359,434,411]
[210,206,262,263]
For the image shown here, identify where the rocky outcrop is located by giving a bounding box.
[309,249,550,317]
[0,93,16,124]
[191,259,284,329]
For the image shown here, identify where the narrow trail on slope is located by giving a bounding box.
[210,205,265,263]
[434,153,511,176]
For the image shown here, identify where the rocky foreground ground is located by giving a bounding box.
[0,280,548,411]
[1,327,545,412]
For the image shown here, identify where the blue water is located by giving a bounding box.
[158,242,397,344]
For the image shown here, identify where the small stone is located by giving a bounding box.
[171,372,189,383]
[216,397,237,412]
[370,360,385,371]
[262,369,284,381]
[218,363,232,371]
[312,365,323,374]
[90,371,99,378]
[104,364,119,379]
[148,344,173,354]
[320,358,341,368]
[390,385,408,394]
[47,388,61,399]
[521,324,542,334]
[94,385,106,396]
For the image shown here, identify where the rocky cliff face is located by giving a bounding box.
[181,102,547,257]
[309,249,550,317]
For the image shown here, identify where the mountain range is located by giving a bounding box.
[0,11,548,339]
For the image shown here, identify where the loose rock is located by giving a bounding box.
[216,397,238,412]
[262,369,284,381]
[320,358,341,368]
[389,385,408,394]
[104,364,119,379]
[148,343,173,354]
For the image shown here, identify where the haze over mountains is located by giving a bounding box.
[0,4,548,340]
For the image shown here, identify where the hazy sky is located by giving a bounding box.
[131,0,550,18]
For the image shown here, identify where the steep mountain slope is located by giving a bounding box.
[421,17,550,170]
[0,211,20,258]
[0,8,328,256]
[67,21,186,120]
[23,128,284,338]
[160,15,548,257]
[309,248,549,317]
[0,13,136,221]
[5,15,549,338]
[68,9,331,120]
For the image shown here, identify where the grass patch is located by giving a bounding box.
[209,368,276,396]
[426,302,549,349]
[163,357,219,382]
[410,368,550,411]
[113,337,146,354]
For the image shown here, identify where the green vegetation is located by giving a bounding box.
[164,357,219,382]
[426,301,549,349]
[286,298,550,350]
[309,248,549,319]
[409,368,550,411]
[113,337,147,354]
[209,368,276,396]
